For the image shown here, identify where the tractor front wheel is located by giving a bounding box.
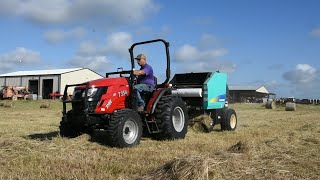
[59,110,84,138]
[154,95,188,140]
[107,109,142,148]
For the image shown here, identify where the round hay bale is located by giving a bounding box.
[40,102,50,108]
[285,102,296,111]
[190,115,213,133]
[265,100,276,109]
[3,102,13,108]
[0,102,4,106]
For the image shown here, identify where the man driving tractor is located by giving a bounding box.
[133,54,154,111]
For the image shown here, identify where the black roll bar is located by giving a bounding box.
[128,39,171,86]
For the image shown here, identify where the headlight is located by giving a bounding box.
[82,87,98,97]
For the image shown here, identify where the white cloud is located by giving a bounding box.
[296,64,316,73]
[283,64,320,98]
[70,32,133,73]
[175,44,199,61]
[0,47,41,64]
[78,41,99,56]
[105,32,133,58]
[310,27,320,38]
[69,56,112,72]
[43,27,86,44]
[76,32,133,58]
[201,49,228,59]
[283,64,317,83]
[0,47,42,73]
[182,60,236,73]
[174,42,234,73]
[0,0,159,26]
[175,44,228,62]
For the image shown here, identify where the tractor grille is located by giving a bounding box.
[72,87,108,113]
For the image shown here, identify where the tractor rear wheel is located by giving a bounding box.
[154,95,188,140]
[107,109,142,148]
[221,108,237,131]
[59,110,84,138]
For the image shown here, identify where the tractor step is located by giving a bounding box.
[145,120,160,134]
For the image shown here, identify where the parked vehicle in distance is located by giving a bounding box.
[0,86,30,100]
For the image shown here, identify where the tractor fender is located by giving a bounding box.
[146,88,172,114]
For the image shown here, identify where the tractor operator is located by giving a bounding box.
[133,54,154,111]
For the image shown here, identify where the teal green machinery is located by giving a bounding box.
[170,72,237,131]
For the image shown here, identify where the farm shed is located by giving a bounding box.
[228,85,269,103]
[0,68,103,99]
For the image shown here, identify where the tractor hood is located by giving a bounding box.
[76,77,129,89]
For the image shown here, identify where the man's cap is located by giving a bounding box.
[135,54,146,60]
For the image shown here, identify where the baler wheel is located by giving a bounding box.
[221,108,237,131]
[153,95,188,140]
[107,109,142,148]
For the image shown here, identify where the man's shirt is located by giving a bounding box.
[137,64,154,87]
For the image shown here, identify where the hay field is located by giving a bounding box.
[0,100,319,179]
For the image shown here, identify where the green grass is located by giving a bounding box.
[0,101,319,179]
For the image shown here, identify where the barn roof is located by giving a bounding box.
[0,68,84,77]
[229,85,269,94]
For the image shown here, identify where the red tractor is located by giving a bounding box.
[61,39,238,148]
[61,39,189,147]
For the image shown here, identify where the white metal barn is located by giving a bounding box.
[0,68,103,99]
[228,85,270,103]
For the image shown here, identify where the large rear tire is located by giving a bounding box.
[154,95,188,140]
[107,109,142,148]
[221,108,237,131]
